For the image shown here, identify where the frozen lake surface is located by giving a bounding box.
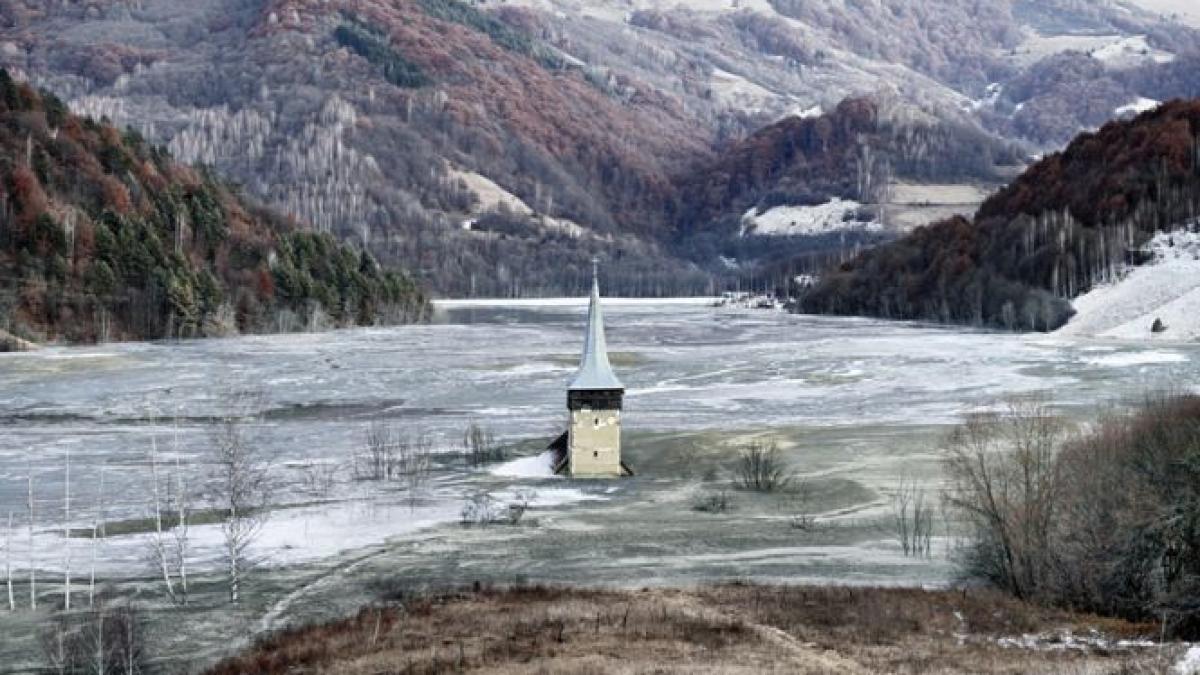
[1,302,1199,587]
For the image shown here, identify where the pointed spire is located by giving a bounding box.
[569,259,623,391]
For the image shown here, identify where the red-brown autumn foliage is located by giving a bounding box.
[8,165,48,226]
[803,99,1200,332]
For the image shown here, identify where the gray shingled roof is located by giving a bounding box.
[568,272,623,391]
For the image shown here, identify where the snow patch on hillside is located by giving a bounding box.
[741,199,881,237]
[448,167,586,238]
[1089,35,1175,68]
[449,167,534,217]
[1116,97,1161,117]
[1010,34,1173,69]
[1177,645,1200,674]
[782,104,824,120]
[1057,229,1200,341]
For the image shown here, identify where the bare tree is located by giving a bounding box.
[892,476,934,558]
[943,398,1068,600]
[396,433,432,507]
[40,599,146,674]
[5,511,13,611]
[735,441,793,492]
[298,462,339,497]
[147,410,178,604]
[463,423,504,466]
[28,454,35,610]
[90,462,105,609]
[359,421,395,481]
[209,393,271,604]
[172,454,190,606]
[63,445,71,611]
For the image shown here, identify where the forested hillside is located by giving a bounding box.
[0,71,428,345]
[6,0,1198,296]
[800,100,1200,331]
[675,97,1023,235]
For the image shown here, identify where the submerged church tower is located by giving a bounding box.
[557,262,630,478]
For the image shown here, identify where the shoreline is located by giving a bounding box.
[0,328,40,351]
[433,296,721,308]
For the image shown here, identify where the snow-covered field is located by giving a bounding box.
[1116,96,1162,117]
[740,198,880,236]
[1009,33,1174,69]
[1057,229,1200,341]
[889,183,992,206]
[1089,34,1175,68]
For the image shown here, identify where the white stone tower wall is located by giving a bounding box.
[569,408,622,477]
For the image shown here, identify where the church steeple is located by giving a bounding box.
[557,258,627,478]
[568,260,623,391]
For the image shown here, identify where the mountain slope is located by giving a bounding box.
[676,97,1024,233]
[4,0,1199,295]
[0,70,428,345]
[0,0,720,296]
[799,99,1200,331]
[1055,229,1200,340]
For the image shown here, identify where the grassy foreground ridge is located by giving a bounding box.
[207,584,1178,674]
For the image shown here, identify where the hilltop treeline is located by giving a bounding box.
[801,99,1200,331]
[0,70,428,345]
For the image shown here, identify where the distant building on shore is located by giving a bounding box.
[550,263,632,478]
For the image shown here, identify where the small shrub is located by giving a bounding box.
[297,461,339,497]
[694,490,734,514]
[784,482,819,531]
[463,422,505,466]
[735,441,793,492]
[40,600,146,674]
[461,491,500,526]
[460,490,533,527]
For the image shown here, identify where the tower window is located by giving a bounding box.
[594,417,600,428]
[593,451,598,458]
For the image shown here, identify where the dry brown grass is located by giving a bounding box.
[205,584,1176,674]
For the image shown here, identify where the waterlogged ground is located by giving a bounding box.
[1,301,1199,670]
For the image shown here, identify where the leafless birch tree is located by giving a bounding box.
[209,393,271,604]
[63,446,71,611]
[28,454,35,610]
[147,410,178,604]
[90,463,105,609]
[172,452,190,606]
[5,511,13,611]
